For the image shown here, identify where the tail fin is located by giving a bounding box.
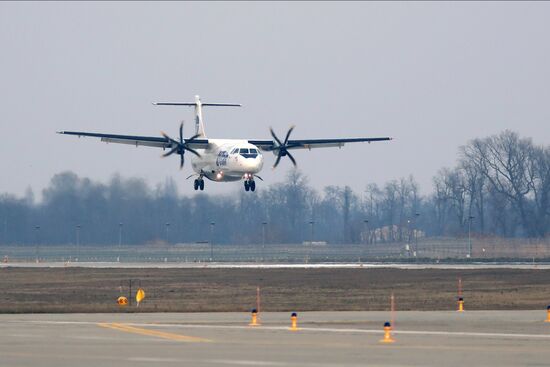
[153,95,241,137]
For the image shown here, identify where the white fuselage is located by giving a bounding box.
[191,139,264,182]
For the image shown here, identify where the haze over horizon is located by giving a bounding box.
[1,2,549,199]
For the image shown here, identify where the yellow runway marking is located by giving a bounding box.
[97,323,211,343]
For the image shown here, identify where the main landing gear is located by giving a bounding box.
[193,178,205,191]
[244,179,256,192]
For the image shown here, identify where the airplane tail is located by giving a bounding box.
[153,95,241,138]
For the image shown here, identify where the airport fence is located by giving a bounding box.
[1,237,550,263]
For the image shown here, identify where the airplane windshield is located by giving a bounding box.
[239,148,258,159]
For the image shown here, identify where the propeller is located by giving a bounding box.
[270,126,297,168]
[161,121,201,169]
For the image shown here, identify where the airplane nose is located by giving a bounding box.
[247,155,263,172]
[257,155,264,171]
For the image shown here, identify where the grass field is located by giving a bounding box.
[1,267,549,313]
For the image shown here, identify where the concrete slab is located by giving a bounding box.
[1,311,549,366]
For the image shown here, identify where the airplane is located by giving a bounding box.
[58,95,392,192]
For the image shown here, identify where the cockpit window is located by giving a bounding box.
[239,147,259,159]
[231,148,239,154]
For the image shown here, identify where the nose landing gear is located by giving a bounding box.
[194,178,205,191]
[244,179,256,192]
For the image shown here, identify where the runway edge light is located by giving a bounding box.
[458,297,464,312]
[379,321,395,343]
[249,309,260,326]
[289,312,299,331]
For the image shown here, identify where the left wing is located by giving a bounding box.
[249,137,392,151]
[57,131,209,150]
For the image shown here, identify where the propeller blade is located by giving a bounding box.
[161,132,179,145]
[270,127,283,146]
[180,153,184,169]
[273,153,282,168]
[188,133,201,141]
[179,122,184,145]
[284,125,295,145]
[162,147,179,157]
[185,146,201,157]
[287,151,297,167]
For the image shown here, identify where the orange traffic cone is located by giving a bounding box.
[545,305,550,323]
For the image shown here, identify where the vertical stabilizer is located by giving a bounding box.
[194,95,206,137]
[153,96,241,139]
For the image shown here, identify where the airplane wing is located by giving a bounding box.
[249,137,392,151]
[57,131,210,150]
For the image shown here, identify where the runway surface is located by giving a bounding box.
[2,261,550,269]
[1,311,549,366]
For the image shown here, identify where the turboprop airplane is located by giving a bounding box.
[58,95,392,192]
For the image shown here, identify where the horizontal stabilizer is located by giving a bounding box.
[153,102,242,107]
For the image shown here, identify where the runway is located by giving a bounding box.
[1,311,549,366]
[2,261,550,269]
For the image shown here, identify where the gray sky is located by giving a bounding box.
[1,2,549,199]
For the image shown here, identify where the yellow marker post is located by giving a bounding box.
[545,305,550,323]
[289,312,299,331]
[249,309,260,326]
[117,296,128,306]
[457,297,464,312]
[380,321,395,343]
[136,288,145,306]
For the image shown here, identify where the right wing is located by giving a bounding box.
[248,137,392,151]
[57,131,209,149]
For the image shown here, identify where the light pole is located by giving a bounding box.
[407,219,412,258]
[363,220,369,245]
[76,224,81,260]
[3,219,6,244]
[309,220,315,244]
[210,222,215,262]
[165,222,170,244]
[34,225,40,262]
[308,220,315,263]
[414,212,420,258]
[118,222,123,262]
[468,216,475,259]
[262,221,267,262]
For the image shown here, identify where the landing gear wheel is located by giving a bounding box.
[244,181,250,192]
[194,179,199,190]
[250,180,256,192]
[199,180,204,191]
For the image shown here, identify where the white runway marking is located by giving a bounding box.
[150,323,550,340]
[12,319,550,340]
[127,357,363,366]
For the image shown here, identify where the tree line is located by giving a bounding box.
[0,130,548,246]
